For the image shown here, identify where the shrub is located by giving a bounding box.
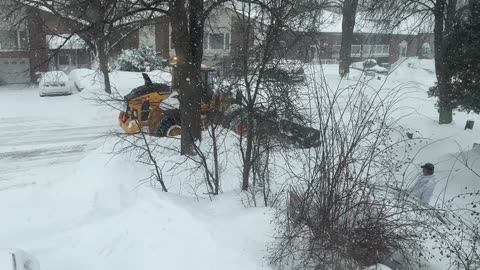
[113,46,165,72]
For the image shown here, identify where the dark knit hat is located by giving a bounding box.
[421,163,434,172]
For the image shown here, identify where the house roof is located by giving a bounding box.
[46,34,86,49]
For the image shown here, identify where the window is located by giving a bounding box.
[204,33,230,50]
[309,45,318,62]
[0,30,27,51]
[382,45,389,54]
[362,45,372,56]
[399,40,408,57]
[332,44,389,58]
[353,44,389,57]
[209,33,225,49]
[59,55,70,66]
[332,45,341,58]
[351,45,361,57]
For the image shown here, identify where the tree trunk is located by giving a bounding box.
[339,0,359,77]
[212,125,219,195]
[177,63,202,155]
[97,38,111,94]
[434,0,456,124]
[242,108,254,191]
[169,0,204,155]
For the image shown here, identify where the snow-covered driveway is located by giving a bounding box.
[0,85,117,190]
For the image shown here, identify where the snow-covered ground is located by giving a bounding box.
[1,59,480,270]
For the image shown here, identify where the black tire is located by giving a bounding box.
[155,118,178,137]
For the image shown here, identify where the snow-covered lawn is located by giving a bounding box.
[1,59,480,270]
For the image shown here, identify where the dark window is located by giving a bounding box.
[59,55,70,66]
[209,33,225,50]
[19,31,27,49]
[205,33,230,50]
[0,31,18,50]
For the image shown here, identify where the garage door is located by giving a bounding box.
[0,58,30,84]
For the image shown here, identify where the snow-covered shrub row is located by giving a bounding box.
[113,46,166,72]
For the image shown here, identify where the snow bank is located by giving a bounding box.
[0,138,273,270]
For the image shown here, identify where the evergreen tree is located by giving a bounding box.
[429,1,480,113]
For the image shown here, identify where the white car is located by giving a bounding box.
[39,71,73,97]
[0,249,41,270]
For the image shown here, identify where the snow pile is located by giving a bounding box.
[0,138,273,270]
[405,58,436,73]
[351,61,389,74]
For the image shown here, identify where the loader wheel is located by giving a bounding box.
[156,118,181,137]
[166,125,181,137]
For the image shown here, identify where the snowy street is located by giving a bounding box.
[0,118,111,189]
[0,85,116,190]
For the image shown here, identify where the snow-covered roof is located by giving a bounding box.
[46,34,86,50]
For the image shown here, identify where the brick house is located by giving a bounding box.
[0,5,147,84]
[153,7,434,71]
[278,11,434,65]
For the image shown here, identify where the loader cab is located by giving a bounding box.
[170,63,217,102]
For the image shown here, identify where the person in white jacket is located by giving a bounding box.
[409,163,437,204]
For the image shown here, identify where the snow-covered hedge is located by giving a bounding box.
[113,46,165,72]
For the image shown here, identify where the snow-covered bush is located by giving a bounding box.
[113,46,165,72]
